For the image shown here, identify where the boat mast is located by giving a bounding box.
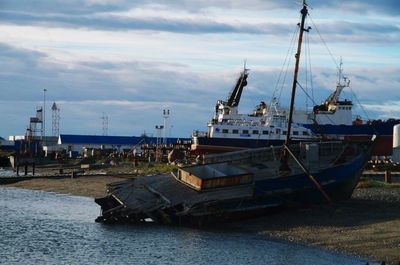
[280,0,309,171]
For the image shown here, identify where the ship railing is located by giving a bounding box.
[202,145,294,165]
[192,131,208,137]
[223,119,264,127]
[315,141,344,156]
[202,141,344,165]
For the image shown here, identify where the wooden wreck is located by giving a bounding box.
[95,141,373,225]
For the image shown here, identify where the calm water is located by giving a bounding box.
[0,187,376,265]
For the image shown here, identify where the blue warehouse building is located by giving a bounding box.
[57,134,190,153]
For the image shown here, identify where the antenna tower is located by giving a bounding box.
[102,113,109,136]
[51,102,60,136]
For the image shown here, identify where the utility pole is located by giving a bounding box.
[155,125,164,162]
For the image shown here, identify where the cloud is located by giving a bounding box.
[0,10,398,47]
[311,0,400,16]
[1,0,399,16]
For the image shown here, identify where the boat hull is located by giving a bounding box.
[192,122,397,156]
[95,143,370,226]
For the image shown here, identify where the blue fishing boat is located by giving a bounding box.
[95,1,375,225]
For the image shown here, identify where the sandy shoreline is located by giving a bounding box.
[3,175,129,198]
[3,175,400,264]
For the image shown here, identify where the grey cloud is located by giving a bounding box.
[0,0,398,21]
[0,10,287,34]
[0,10,398,45]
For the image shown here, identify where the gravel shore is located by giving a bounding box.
[228,187,400,264]
[3,175,400,264]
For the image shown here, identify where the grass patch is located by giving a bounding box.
[137,163,178,175]
[357,178,400,189]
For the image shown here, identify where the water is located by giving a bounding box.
[0,168,18,177]
[0,187,376,265]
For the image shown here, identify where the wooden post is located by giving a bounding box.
[24,163,28,176]
[384,170,391,184]
[32,163,35,176]
[16,164,19,176]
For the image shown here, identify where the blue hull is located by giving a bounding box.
[163,152,368,225]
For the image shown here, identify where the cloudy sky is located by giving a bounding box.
[0,0,399,138]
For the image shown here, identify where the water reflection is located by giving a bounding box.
[0,187,376,265]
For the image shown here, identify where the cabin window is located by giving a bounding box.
[222,129,229,134]
[232,129,239,134]
[243,130,249,134]
[283,131,287,135]
[303,131,309,136]
[262,130,269,135]
[252,130,259,135]
[276,129,281,134]
[293,131,299,135]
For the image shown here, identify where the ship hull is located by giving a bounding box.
[303,122,398,156]
[192,122,398,156]
[95,142,371,226]
[191,138,309,155]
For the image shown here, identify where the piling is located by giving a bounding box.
[384,170,392,184]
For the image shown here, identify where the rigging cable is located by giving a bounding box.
[297,81,340,127]
[308,14,339,69]
[348,87,379,135]
[306,27,315,108]
[277,24,300,104]
[304,23,309,112]
[309,14,379,134]
[269,21,299,109]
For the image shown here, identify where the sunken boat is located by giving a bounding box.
[95,140,373,225]
[95,1,375,226]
